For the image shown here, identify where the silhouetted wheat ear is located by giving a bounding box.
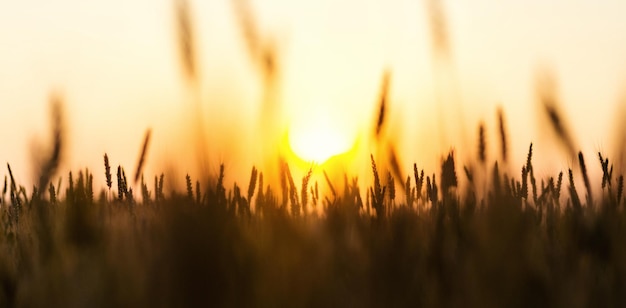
[520,166,529,200]
[478,122,486,164]
[126,187,134,204]
[314,181,319,208]
[255,172,264,210]
[429,174,439,204]
[104,154,112,190]
[282,161,299,215]
[387,172,395,204]
[87,170,94,203]
[186,174,194,201]
[7,164,16,196]
[405,176,413,206]
[122,168,128,196]
[323,170,337,200]
[555,171,563,202]
[48,183,56,204]
[413,164,419,197]
[7,164,21,210]
[158,173,165,200]
[18,186,28,206]
[440,152,457,196]
[375,71,391,138]
[370,154,381,198]
[497,107,508,163]
[530,165,538,204]
[117,166,124,201]
[578,152,592,205]
[66,171,74,204]
[301,168,312,214]
[154,175,159,202]
[216,164,225,200]
[247,166,258,204]
[370,154,386,215]
[521,143,533,200]
[134,129,151,184]
[568,169,581,210]
[414,164,424,201]
[279,160,288,208]
[598,152,612,189]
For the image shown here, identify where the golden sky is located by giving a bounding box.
[1,0,626,190]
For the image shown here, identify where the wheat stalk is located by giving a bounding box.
[247,166,258,206]
[186,174,193,201]
[478,122,486,164]
[578,152,592,206]
[497,108,508,163]
[255,172,264,213]
[554,171,563,204]
[134,129,152,184]
[568,169,581,211]
[370,154,386,216]
[283,162,299,216]
[301,168,312,215]
[440,151,457,196]
[374,71,391,138]
[117,166,124,202]
[104,154,112,191]
[323,170,337,202]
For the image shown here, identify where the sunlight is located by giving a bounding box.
[288,110,353,164]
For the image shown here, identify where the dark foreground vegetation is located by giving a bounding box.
[1,146,625,308]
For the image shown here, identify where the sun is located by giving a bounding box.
[287,112,353,164]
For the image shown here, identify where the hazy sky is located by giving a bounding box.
[1,0,626,189]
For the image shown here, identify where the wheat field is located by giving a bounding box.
[3,0,626,307]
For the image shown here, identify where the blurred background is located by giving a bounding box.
[1,0,625,191]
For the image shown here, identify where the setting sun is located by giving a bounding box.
[287,109,353,164]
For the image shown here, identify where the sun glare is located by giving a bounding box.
[288,112,353,164]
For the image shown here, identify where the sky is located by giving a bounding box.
[1,0,626,192]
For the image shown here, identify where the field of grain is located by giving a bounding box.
[1,140,626,306]
[3,0,626,307]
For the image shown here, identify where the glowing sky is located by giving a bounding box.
[1,0,626,189]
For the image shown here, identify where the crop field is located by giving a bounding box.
[1,139,626,307]
[3,0,626,307]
